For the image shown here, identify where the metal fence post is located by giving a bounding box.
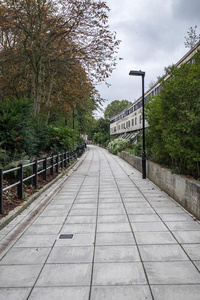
[51,155,54,176]
[33,160,38,188]
[17,164,23,199]
[67,151,70,164]
[64,152,67,168]
[43,157,47,181]
[0,169,3,214]
[56,153,59,173]
[61,153,63,170]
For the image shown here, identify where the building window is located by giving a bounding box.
[135,117,137,125]
[140,115,142,123]
[132,119,134,126]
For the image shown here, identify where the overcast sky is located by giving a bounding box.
[96,0,200,117]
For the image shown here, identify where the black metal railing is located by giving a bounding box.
[0,144,86,214]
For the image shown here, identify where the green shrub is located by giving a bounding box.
[145,52,200,177]
[93,132,109,147]
[49,126,79,153]
[107,138,129,155]
[0,98,40,163]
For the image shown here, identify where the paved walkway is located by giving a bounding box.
[0,145,200,300]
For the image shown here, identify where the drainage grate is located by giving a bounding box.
[59,234,73,239]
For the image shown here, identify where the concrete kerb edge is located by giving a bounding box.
[0,151,87,230]
[118,151,200,220]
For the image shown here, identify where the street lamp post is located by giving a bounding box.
[129,70,146,179]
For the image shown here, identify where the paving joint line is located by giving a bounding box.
[110,150,200,274]
[99,147,155,300]
[26,149,93,299]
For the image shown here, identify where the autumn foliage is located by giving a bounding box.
[0,0,120,119]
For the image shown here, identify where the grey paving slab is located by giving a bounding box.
[33,216,66,225]
[98,203,124,209]
[131,221,168,232]
[47,246,94,263]
[29,287,90,300]
[98,197,121,202]
[159,213,194,221]
[98,208,126,215]
[139,244,189,261]
[151,285,200,300]
[153,206,185,214]
[0,288,31,300]
[93,262,147,285]
[123,197,146,202]
[0,265,42,287]
[94,245,140,262]
[150,201,178,208]
[97,223,131,233]
[127,207,156,214]
[124,202,152,208]
[96,232,135,246]
[144,261,200,284]
[165,221,200,231]
[0,247,51,265]
[194,260,200,271]
[71,203,97,209]
[129,214,161,222]
[182,244,200,260]
[173,230,200,243]
[25,224,62,235]
[66,215,96,223]
[36,263,92,286]
[97,215,128,223]
[91,285,153,300]
[61,223,95,234]
[135,231,177,244]
[44,204,71,210]
[39,209,70,217]
[69,209,97,216]
[14,234,57,248]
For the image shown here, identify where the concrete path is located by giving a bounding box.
[0,145,200,300]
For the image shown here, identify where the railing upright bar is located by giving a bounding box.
[64,152,67,168]
[67,151,70,164]
[56,153,59,173]
[51,155,54,176]
[43,157,47,181]
[33,160,38,188]
[17,164,23,199]
[61,153,63,169]
[0,169,3,214]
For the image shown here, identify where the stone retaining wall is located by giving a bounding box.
[118,151,200,219]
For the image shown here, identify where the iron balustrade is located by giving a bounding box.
[0,144,86,214]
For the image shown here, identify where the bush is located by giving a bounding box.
[0,98,39,163]
[107,138,129,155]
[145,52,200,177]
[124,140,143,157]
[48,126,79,153]
[93,132,109,147]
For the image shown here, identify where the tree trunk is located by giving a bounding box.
[34,71,42,117]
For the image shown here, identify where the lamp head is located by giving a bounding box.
[129,70,145,76]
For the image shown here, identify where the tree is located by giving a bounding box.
[104,99,132,119]
[0,0,120,118]
[184,25,200,49]
[145,52,200,177]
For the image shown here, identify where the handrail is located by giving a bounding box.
[0,144,86,214]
